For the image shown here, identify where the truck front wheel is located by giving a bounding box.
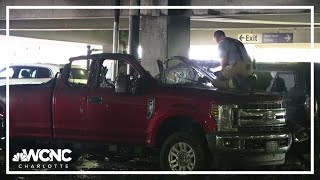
[160,132,207,171]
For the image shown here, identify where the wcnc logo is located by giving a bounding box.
[12,149,72,170]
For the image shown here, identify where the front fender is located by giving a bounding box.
[145,103,216,146]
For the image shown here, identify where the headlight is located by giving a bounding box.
[210,104,220,120]
[211,104,238,132]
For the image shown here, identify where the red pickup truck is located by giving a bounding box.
[0,53,292,171]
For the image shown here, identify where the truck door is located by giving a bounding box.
[8,66,53,138]
[86,59,147,144]
[10,85,52,139]
[53,60,90,141]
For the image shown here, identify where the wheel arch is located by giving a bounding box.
[154,115,207,149]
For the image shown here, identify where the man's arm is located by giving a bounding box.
[220,56,228,69]
[218,40,228,69]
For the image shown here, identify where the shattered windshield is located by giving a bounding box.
[192,60,221,78]
[158,56,215,87]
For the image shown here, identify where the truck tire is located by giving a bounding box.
[160,132,207,171]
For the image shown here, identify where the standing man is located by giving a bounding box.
[212,30,253,89]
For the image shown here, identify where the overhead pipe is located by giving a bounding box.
[112,0,120,81]
[127,0,140,74]
[128,0,140,59]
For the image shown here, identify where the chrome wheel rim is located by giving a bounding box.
[168,142,196,171]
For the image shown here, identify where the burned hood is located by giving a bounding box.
[159,84,283,104]
[209,88,283,103]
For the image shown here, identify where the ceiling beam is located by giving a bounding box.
[1,14,317,32]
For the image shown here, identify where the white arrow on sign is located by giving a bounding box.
[284,34,291,42]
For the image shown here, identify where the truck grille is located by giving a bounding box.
[234,102,286,132]
[238,125,286,133]
[238,102,282,110]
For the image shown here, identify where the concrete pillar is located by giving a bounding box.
[119,30,128,54]
[140,0,190,76]
[140,16,190,76]
[167,16,190,58]
[141,16,168,76]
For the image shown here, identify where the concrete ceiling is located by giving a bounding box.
[1,0,319,20]
[192,13,319,26]
[0,0,319,45]
[1,12,319,45]
[1,12,319,31]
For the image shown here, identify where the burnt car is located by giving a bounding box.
[1,54,292,171]
[255,63,311,144]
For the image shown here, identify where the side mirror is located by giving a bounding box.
[115,74,130,94]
